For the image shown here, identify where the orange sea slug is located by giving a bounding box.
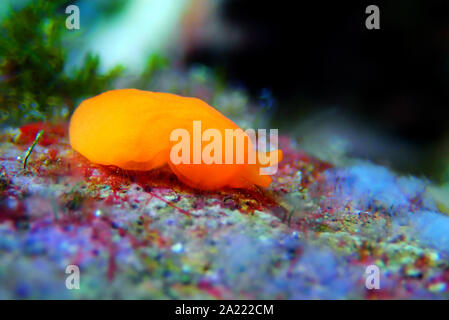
[69,89,282,190]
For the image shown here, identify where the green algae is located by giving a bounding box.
[0,0,123,126]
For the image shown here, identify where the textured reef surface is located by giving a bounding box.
[1,119,449,299]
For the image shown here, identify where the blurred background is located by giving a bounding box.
[1,0,449,182]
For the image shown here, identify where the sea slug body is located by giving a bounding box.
[69,89,282,190]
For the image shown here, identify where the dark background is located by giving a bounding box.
[184,0,449,179]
